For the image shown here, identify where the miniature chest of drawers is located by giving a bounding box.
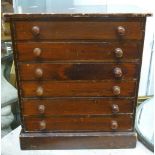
[5,3,151,150]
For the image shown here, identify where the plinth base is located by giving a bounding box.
[20,130,137,150]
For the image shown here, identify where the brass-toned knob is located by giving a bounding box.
[111,120,118,130]
[112,104,119,113]
[112,86,120,96]
[35,68,43,78]
[113,67,122,78]
[33,48,42,57]
[114,48,123,58]
[39,120,46,130]
[117,26,126,36]
[32,26,40,36]
[38,105,45,114]
[36,86,43,96]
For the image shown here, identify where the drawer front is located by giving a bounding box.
[15,21,142,40]
[20,81,136,97]
[19,63,139,81]
[22,98,134,116]
[16,42,140,62]
[23,115,133,132]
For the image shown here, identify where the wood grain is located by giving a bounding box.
[20,131,137,149]
[16,42,141,62]
[19,63,139,80]
[20,80,136,97]
[5,12,151,21]
[6,12,147,149]
[15,21,142,40]
[22,98,134,116]
[23,115,133,132]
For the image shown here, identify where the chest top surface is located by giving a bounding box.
[4,1,151,20]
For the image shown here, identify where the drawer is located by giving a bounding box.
[19,63,139,81]
[22,98,134,116]
[23,115,133,132]
[16,42,141,62]
[14,21,142,40]
[20,80,136,97]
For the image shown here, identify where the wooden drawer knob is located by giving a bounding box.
[117,26,126,36]
[111,120,118,130]
[112,104,119,113]
[32,26,40,36]
[39,120,46,130]
[33,48,42,57]
[114,48,123,58]
[113,67,122,78]
[35,68,43,78]
[38,105,45,114]
[113,86,120,96]
[36,86,43,96]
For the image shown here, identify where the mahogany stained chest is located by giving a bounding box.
[5,3,151,150]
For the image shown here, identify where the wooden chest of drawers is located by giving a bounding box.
[5,6,151,149]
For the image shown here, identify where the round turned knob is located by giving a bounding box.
[39,120,46,130]
[111,120,118,130]
[112,86,120,96]
[117,26,126,36]
[112,104,119,113]
[35,68,43,78]
[114,48,123,58]
[113,67,122,78]
[36,86,43,97]
[32,26,40,36]
[33,48,42,57]
[38,105,45,114]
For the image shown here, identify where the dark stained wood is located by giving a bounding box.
[132,18,146,130]
[20,131,137,149]
[20,80,136,97]
[4,13,152,22]
[18,63,139,81]
[22,98,134,116]
[14,21,143,40]
[9,21,26,130]
[5,8,149,149]
[23,115,133,132]
[25,131,136,149]
[16,42,141,62]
